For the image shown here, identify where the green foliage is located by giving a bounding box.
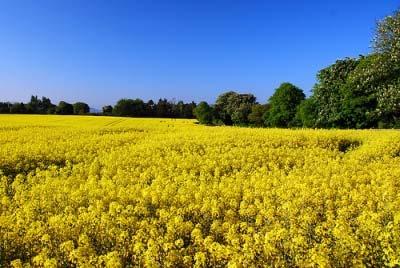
[171,101,197,118]
[231,103,252,125]
[334,9,400,128]
[194,101,214,124]
[182,102,197,119]
[376,77,400,127]
[73,102,90,115]
[215,91,256,125]
[215,91,237,125]
[341,54,399,128]
[265,83,305,127]
[56,101,74,115]
[346,54,396,92]
[248,104,269,127]
[10,103,27,114]
[295,98,318,128]
[26,96,56,114]
[26,96,41,114]
[230,94,257,125]
[312,58,360,128]
[372,11,400,126]
[113,99,145,117]
[102,105,113,115]
[0,102,11,113]
[144,100,155,117]
[311,54,399,129]
[374,9,400,62]
[311,48,400,129]
[156,98,173,117]
[2,95,197,119]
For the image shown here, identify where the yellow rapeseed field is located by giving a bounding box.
[1,115,400,267]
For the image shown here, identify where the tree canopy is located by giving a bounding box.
[73,102,90,115]
[264,83,305,127]
[55,101,74,115]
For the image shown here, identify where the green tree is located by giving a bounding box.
[248,104,269,127]
[26,95,40,114]
[171,100,186,118]
[0,102,11,113]
[230,94,256,125]
[10,103,27,114]
[371,10,400,127]
[113,99,145,117]
[144,100,155,117]
[295,98,318,128]
[156,99,173,118]
[102,105,113,115]
[183,102,197,118]
[336,55,382,128]
[26,96,55,114]
[55,101,74,115]
[215,91,237,125]
[312,58,360,128]
[73,102,90,115]
[41,97,56,114]
[265,83,305,127]
[215,91,256,125]
[194,101,214,124]
[374,9,400,63]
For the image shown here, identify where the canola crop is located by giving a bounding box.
[1,115,400,267]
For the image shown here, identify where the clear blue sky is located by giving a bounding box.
[0,0,398,108]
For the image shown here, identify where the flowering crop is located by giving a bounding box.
[1,115,400,267]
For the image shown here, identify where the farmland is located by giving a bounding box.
[1,115,400,267]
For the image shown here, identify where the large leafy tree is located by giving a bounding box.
[102,105,113,115]
[144,100,156,117]
[338,9,400,128]
[113,99,145,117]
[312,58,360,128]
[194,101,214,124]
[73,102,90,115]
[309,9,400,129]
[215,91,256,125]
[295,97,318,128]
[372,9,400,127]
[27,96,55,114]
[156,98,173,118]
[55,101,73,115]
[41,97,56,114]
[230,96,256,125]
[374,9,400,63]
[248,104,269,127]
[339,55,393,128]
[182,101,197,118]
[26,95,40,114]
[265,83,305,127]
[215,91,237,125]
[376,78,400,127]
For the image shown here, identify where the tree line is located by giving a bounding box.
[0,96,90,115]
[194,9,400,129]
[1,9,399,128]
[104,98,196,118]
[0,96,197,119]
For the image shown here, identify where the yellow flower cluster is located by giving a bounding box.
[1,115,400,267]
